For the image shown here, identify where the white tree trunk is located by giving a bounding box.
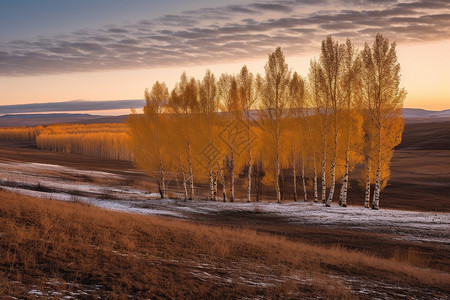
[275,156,281,203]
[209,162,214,201]
[364,162,371,208]
[187,142,194,200]
[255,161,261,202]
[339,144,350,207]
[326,161,335,206]
[182,169,188,200]
[339,164,349,207]
[326,131,338,207]
[178,157,188,200]
[213,172,217,201]
[293,158,297,202]
[321,112,328,205]
[321,155,326,204]
[222,173,226,202]
[372,163,381,210]
[247,146,252,203]
[159,157,166,198]
[313,156,318,202]
[302,155,307,201]
[372,128,382,210]
[326,116,338,206]
[218,161,226,202]
[230,152,235,202]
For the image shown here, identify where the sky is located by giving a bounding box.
[0,0,449,111]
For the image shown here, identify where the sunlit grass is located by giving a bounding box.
[0,189,448,298]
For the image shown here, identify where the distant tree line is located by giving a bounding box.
[0,124,133,161]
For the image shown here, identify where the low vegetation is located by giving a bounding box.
[0,126,43,141]
[0,190,448,298]
[0,123,133,160]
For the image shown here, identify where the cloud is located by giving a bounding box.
[107,28,130,34]
[251,3,292,12]
[0,0,449,76]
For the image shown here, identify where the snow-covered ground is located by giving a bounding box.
[1,161,449,245]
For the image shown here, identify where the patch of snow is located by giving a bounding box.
[28,289,43,296]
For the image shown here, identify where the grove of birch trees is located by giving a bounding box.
[129,34,405,209]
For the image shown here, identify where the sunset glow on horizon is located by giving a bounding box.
[1,0,449,111]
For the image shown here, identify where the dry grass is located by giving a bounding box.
[0,126,42,141]
[0,189,448,299]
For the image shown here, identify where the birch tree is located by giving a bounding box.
[362,34,406,209]
[238,65,258,202]
[318,36,345,207]
[361,117,377,208]
[145,82,169,198]
[260,47,290,203]
[217,73,241,202]
[164,116,189,200]
[289,72,308,201]
[170,72,200,200]
[309,59,329,204]
[128,81,169,198]
[251,120,266,202]
[338,39,363,207]
[199,69,218,200]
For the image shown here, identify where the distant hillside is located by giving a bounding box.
[0,113,131,127]
[70,115,130,124]
[403,108,450,123]
[0,99,144,114]
[1,101,448,122]
[0,113,105,127]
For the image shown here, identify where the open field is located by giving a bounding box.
[0,157,448,264]
[0,190,449,299]
[0,148,449,298]
[0,119,449,298]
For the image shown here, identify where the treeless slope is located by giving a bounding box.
[397,121,450,150]
[379,150,450,211]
